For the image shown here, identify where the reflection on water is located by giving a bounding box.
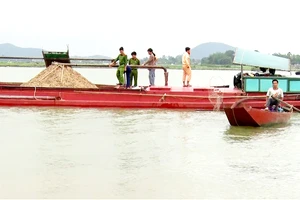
[224,123,291,142]
[0,108,300,198]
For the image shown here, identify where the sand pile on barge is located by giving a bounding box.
[21,63,98,88]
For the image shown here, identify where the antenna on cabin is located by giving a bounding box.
[288,52,292,75]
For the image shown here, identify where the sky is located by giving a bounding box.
[0,0,299,58]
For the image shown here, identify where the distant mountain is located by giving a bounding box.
[0,43,43,57]
[0,43,111,59]
[191,42,235,60]
[0,42,234,60]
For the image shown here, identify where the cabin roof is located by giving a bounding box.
[233,48,290,71]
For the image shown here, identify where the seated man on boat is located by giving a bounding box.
[265,79,284,111]
[128,51,140,88]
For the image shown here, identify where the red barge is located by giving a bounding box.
[0,48,300,110]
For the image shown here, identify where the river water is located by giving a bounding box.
[0,67,299,198]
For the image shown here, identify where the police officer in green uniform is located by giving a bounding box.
[109,47,128,86]
[128,51,140,87]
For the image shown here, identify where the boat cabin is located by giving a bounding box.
[232,48,300,93]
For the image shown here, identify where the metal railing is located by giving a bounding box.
[0,56,169,86]
[0,56,112,61]
[55,63,169,86]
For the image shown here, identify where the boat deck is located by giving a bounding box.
[146,86,244,95]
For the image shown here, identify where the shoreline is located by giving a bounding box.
[0,63,299,71]
[0,66,242,70]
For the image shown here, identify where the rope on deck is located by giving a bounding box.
[0,95,58,100]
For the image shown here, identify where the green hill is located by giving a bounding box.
[191,42,235,60]
[0,43,111,59]
[0,42,236,60]
[0,43,43,57]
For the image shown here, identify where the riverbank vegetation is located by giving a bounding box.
[0,61,250,70]
[1,50,300,71]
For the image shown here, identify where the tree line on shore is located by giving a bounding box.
[139,50,234,66]
[138,50,300,66]
[272,52,300,65]
[2,50,300,67]
[139,55,201,66]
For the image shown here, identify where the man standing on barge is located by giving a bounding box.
[128,51,140,87]
[109,47,128,88]
[182,47,192,87]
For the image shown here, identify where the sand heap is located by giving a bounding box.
[21,63,98,89]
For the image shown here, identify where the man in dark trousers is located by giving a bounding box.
[128,51,140,87]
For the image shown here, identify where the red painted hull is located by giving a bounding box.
[224,106,292,126]
[0,82,300,110]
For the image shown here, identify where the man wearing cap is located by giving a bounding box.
[109,47,128,87]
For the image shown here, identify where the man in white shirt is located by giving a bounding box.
[265,79,284,111]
